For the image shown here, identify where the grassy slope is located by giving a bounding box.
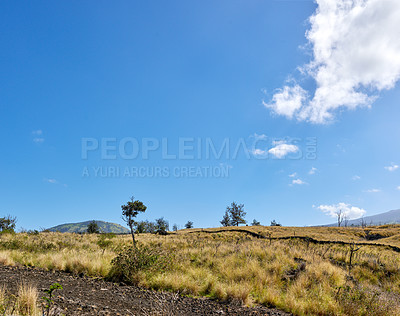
[1,225,400,315]
[184,225,400,246]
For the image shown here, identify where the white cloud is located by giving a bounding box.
[250,133,269,157]
[397,186,400,191]
[385,163,399,172]
[292,178,306,185]
[264,85,307,119]
[32,130,43,135]
[252,148,267,157]
[309,167,317,175]
[266,0,400,124]
[289,172,297,178]
[268,141,299,158]
[352,175,361,180]
[316,202,366,220]
[365,188,381,193]
[45,178,58,184]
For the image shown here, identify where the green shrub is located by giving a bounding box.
[108,244,169,284]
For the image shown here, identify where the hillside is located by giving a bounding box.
[47,220,129,234]
[324,209,400,227]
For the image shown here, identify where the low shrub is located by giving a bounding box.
[108,244,169,284]
[337,284,399,316]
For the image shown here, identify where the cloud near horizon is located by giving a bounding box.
[316,202,366,220]
[265,0,400,124]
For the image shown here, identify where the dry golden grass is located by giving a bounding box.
[16,283,39,315]
[0,283,40,315]
[1,226,400,315]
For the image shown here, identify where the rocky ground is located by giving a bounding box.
[0,264,292,315]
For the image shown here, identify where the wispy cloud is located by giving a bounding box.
[44,178,67,187]
[289,172,297,178]
[385,163,399,172]
[316,202,366,220]
[44,178,58,184]
[32,130,44,143]
[33,138,45,143]
[308,167,317,175]
[397,186,400,191]
[365,188,381,193]
[268,141,299,158]
[251,148,267,157]
[265,0,400,123]
[352,175,361,181]
[251,133,268,141]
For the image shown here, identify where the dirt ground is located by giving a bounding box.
[0,264,292,315]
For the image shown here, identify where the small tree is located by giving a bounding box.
[270,220,281,227]
[155,217,169,234]
[172,224,178,232]
[251,219,261,226]
[97,233,115,255]
[135,220,157,234]
[220,210,231,227]
[121,196,147,246]
[0,215,17,233]
[42,283,63,316]
[87,220,100,234]
[227,202,246,226]
[135,221,147,234]
[184,221,194,229]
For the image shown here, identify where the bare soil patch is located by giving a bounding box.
[0,264,291,315]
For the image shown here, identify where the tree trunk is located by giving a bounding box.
[129,223,136,247]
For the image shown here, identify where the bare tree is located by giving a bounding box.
[359,217,367,229]
[336,209,344,227]
[348,242,361,272]
[343,214,349,227]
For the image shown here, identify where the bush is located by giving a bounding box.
[108,245,169,284]
[337,284,398,316]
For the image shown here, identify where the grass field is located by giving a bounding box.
[1,225,400,315]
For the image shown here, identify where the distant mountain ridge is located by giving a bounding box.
[324,209,400,227]
[48,220,129,234]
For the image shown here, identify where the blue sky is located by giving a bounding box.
[1,0,399,230]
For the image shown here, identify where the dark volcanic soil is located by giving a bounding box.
[0,264,292,315]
